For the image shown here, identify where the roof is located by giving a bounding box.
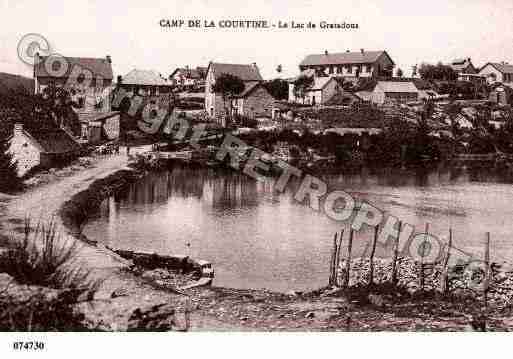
[325,91,361,106]
[310,77,336,90]
[375,81,418,93]
[449,58,473,72]
[34,55,113,79]
[25,128,81,154]
[482,62,513,75]
[208,62,263,81]
[355,91,373,101]
[300,50,392,67]
[170,67,207,79]
[238,81,261,97]
[171,66,207,80]
[122,69,169,86]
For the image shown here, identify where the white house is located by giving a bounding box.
[478,62,513,84]
[8,123,82,177]
[299,49,395,82]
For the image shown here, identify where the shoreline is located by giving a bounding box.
[3,156,513,330]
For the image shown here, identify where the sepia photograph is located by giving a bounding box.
[0,0,513,356]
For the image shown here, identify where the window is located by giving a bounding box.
[336,66,341,74]
[329,66,334,74]
[365,65,372,73]
[346,65,352,74]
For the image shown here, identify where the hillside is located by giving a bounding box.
[0,72,34,95]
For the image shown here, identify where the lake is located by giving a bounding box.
[85,163,513,292]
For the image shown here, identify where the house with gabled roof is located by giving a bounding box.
[33,53,115,124]
[479,62,513,84]
[205,62,274,125]
[8,123,82,177]
[298,49,395,82]
[231,81,275,119]
[370,81,419,105]
[449,58,477,74]
[170,66,207,88]
[288,76,340,105]
[119,69,171,96]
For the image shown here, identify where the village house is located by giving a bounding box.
[8,123,81,177]
[170,66,207,88]
[449,58,477,75]
[119,69,172,96]
[449,58,485,83]
[369,81,419,105]
[298,49,395,82]
[34,53,119,143]
[479,62,513,84]
[288,76,340,105]
[231,82,275,119]
[205,62,274,125]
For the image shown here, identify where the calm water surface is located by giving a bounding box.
[85,164,513,292]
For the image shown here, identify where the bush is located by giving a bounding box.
[0,218,99,291]
[0,218,102,330]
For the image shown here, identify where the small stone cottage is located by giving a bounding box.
[8,123,82,177]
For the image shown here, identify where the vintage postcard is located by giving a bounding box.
[0,0,512,356]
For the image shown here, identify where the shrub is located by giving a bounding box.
[0,218,99,291]
[0,218,102,330]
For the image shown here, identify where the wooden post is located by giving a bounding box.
[419,223,429,291]
[329,232,338,286]
[391,221,401,285]
[344,229,354,289]
[335,229,344,286]
[440,228,453,294]
[484,232,490,308]
[368,225,379,287]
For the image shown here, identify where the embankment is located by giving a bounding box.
[59,168,141,237]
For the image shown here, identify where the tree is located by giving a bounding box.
[212,73,245,127]
[0,135,21,193]
[419,62,457,81]
[263,79,288,100]
[411,64,418,78]
[396,68,404,78]
[293,75,314,104]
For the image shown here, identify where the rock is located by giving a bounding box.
[127,303,176,331]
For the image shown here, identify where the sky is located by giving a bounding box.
[1,0,512,80]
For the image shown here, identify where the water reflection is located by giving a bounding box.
[86,163,513,292]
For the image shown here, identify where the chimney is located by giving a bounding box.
[360,48,365,54]
[14,123,23,136]
[325,50,329,56]
[106,55,111,63]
